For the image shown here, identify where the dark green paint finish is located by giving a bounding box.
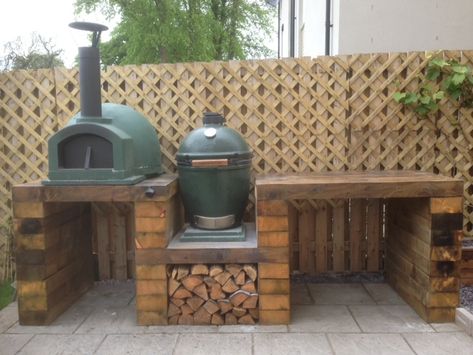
[45,103,163,185]
[178,164,251,227]
[176,113,252,231]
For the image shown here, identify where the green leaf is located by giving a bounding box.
[426,67,441,81]
[432,91,444,101]
[393,92,406,102]
[429,58,449,68]
[404,93,419,105]
[450,89,462,100]
[452,65,468,74]
[419,96,431,104]
[415,106,430,116]
[451,73,466,85]
[426,102,439,111]
[421,83,433,93]
[441,77,453,91]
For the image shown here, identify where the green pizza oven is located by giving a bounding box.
[176,112,252,230]
[43,22,163,185]
[44,103,163,185]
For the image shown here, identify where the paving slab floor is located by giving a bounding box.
[1,280,472,355]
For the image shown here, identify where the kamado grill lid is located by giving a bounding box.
[176,112,252,166]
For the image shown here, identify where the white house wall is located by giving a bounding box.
[338,0,473,54]
[279,0,326,57]
[298,1,326,57]
[279,0,473,58]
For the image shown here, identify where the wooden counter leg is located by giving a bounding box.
[257,200,290,324]
[385,197,463,323]
[14,202,94,325]
[134,195,183,325]
[135,265,167,325]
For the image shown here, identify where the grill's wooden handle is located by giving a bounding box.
[191,159,229,168]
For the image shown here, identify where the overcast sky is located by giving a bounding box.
[0,0,116,67]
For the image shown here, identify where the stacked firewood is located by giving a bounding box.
[167,263,258,325]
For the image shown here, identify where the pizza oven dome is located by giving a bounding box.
[45,103,163,185]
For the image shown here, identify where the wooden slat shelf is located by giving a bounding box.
[135,223,288,264]
[255,170,464,323]
[12,174,178,202]
[256,171,463,200]
[12,175,181,326]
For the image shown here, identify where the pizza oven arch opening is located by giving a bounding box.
[58,133,113,169]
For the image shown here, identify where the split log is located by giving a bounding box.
[243,265,257,282]
[181,275,204,291]
[173,286,193,299]
[235,270,246,285]
[241,281,256,293]
[242,294,258,309]
[232,307,247,318]
[187,296,205,311]
[211,313,225,325]
[182,275,203,291]
[168,315,179,325]
[230,290,250,307]
[203,300,220,315]
[194,307,211,325]
[168,303,181,317]
[170,298,185,307]
[178,314,194,325]
[168,278,181,296]
[214,271,232,285]
[210,283,225,300]
[168,263,259,325]
[204,276,216,287]
[249,308,259,319]
[181,303,193,315]
[193,283,209,300]
[226,264,242,278]
[238,314,256,325]
[225,313,238,325]
[191,264,209,275]
[222,278,239,293]
[218,299,233,314]
[209,265,224,277]
[171,267,178,280]
[176,265,190,280]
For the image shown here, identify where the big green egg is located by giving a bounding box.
[176,113,252,230]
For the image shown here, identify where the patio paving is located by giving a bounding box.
[1,281,472,354]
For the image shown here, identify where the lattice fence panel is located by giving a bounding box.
[0,69,57,219]
[1,51,473,252]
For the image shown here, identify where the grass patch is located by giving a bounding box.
[0,281,15,310]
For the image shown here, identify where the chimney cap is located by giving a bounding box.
[69,21,108,47]
[69,22,108,32]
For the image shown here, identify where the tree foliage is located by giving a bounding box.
[1,34,64,71]
[74,0,275,65]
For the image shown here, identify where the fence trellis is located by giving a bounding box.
[1,51,472,277]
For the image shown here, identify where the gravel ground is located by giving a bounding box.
[463,239,473,248]
[461,286,473,313]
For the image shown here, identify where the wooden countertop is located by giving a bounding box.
[12,174,178,202]
[255,171,464,200]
